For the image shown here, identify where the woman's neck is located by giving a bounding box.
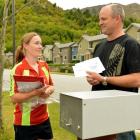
[25,56,38,65]
[25,57,39,73]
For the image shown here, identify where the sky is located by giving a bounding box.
[48,0,140,10]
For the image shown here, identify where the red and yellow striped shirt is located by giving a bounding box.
[10,58,53,126]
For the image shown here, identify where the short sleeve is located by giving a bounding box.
[124,40,140,73]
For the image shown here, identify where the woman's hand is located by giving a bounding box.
[33,86,47,96]
[39,85,54,98]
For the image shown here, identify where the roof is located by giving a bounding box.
[44,45,53,49]
[54,42,77,49]
[72,43,78,47]
[81,34,107,42]
[5,52,13,56]
[125,23,140,32]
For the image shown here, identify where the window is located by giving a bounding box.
[81,55,84,61]
[72,55,76,60]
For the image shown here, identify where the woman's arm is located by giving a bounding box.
[10,86,47,104]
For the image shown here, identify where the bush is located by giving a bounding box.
[59,66,66,73]
[4,59,12,69]
[71,60,80,64]
[48,63,74,73]
[46,60,53,64]
[60,65,73,73]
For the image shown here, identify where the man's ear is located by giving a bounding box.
[115,15,121,23]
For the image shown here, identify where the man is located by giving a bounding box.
[85,3,140,140]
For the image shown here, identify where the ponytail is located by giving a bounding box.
[15,45,24,64]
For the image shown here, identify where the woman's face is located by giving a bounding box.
[24,35,43,58]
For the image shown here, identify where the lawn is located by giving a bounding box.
[0,93,140,140]
[0,93,76,140]
[137,134,140,140]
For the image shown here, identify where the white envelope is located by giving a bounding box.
[73,57,105,77]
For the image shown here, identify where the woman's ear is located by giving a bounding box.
[23,43,28,50]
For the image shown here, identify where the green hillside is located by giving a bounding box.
[0,0,140,53]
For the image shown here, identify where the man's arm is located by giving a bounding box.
[86,72,140,88]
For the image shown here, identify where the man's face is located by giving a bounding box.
[99,6,117,35]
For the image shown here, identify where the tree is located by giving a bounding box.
[83,9,91,18]
[0,0,10,129]
[24,0,28,4]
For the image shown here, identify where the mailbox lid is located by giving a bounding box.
[61,90,137,99]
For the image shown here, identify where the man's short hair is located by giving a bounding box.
[110,4,125,22]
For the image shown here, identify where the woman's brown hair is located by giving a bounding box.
[15,32,39,63]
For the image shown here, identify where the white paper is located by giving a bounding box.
[16,81,46,109]
[16,81,43,92]
[73,57,105,77]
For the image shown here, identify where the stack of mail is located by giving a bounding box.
[72,57,105,77]
[14,75,45,92]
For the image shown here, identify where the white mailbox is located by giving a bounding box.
[60,90,140,139]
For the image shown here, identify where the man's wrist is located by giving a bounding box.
[102,76,108,86]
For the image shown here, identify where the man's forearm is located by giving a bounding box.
[106,73,140,88]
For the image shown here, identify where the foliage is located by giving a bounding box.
[48,63,74,73]
[71,59,80,63]
[0,1,139,53]
[1,0,100,53]
[59,65,73,73]
[46,60,53,64]
[0,0,4,20]
[4,57,12,68]
[124,17,138,28]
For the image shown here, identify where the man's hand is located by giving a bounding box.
[86,71,103,86]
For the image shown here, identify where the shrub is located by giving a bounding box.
[71,59,80,64]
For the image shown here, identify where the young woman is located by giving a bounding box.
[10,32,54,140]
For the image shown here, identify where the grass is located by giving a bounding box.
[48,103,76,140]
[1,92,140,140]
[137,135,140,140]
[0,92,76,140]
[0,93,14,140]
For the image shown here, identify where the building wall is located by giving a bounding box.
[43,47,52,61]
[126,26,138,40]
[61,47,72,64]
[77,39,90,61]
[53,46,61,64]
[77,38,105,61]
[78,39,89,56]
